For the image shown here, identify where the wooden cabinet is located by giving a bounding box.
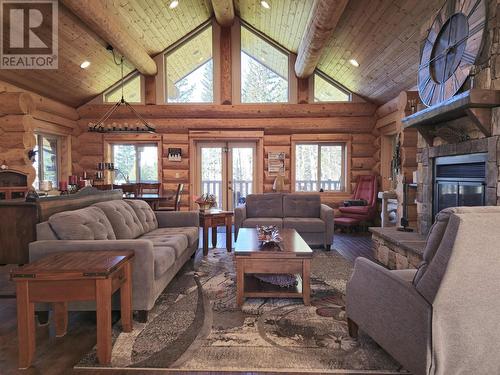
[0,170,29,200]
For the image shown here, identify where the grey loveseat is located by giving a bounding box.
[234,193,334,249]
[29,199,199,320]
[346,206,500,375]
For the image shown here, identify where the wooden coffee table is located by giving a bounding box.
[199,209,233,255]
[234,228,313,307]
[10,251,134,369]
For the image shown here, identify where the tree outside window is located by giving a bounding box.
[33,134,59,190]
[112,144,158,184]
[295,143,345,192]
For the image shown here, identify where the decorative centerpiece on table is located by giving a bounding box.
[254,225,297,288]
[194,194,217,212]
[256,225,282,247]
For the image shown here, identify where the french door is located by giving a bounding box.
[197,142,256,210]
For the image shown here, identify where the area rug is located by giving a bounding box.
[75,249,406,373]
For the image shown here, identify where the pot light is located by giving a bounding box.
[349,59,359,67]
[261,1,270,9]
[80,60,91,69]
[169,0,179,9]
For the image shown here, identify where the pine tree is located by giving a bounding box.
[200,60,214,102]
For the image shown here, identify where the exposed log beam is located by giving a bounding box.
[78,103,377,119]
[211,0,235,27]
[61,0,157,76]
[0,92,35,116]
[295,0,349,78]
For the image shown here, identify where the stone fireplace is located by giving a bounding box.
[417,136,500,234]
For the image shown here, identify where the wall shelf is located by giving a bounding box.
[402,89,500,145]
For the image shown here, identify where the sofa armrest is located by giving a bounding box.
[155,210,199,228]
[29,240,155,310]
[346,258,431,373]
[234,205,247,237]
[320,204,334,245]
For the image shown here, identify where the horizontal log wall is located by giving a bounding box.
[74,103,378,208]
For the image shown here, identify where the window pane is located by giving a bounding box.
[320,145,344,191]
[105,75,141,103]
[295,144,318,191]
[314,73,350,102]
[201,147,223,209]
[166,26,213,103]
[32,140,39,189]
[138,146,158,182]
[232,147,253,208]
[113,145,137,183]
[241,26,288,103]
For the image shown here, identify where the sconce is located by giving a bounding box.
[27,149,37,162]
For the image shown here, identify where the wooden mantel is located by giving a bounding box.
[402,89,500,144]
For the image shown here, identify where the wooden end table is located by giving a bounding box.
[10,251,134,369]
[199,209,233,256]
[234,228,313,307]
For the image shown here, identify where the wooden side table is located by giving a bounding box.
[10,251,134,369]
[199,209,234,256]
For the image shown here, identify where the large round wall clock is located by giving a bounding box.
[418,0,486,107]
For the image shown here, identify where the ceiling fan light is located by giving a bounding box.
[349,59,359,67]
[169,0,179,9]
[80,60,91,69]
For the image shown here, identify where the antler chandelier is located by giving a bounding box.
[88,50,155,134]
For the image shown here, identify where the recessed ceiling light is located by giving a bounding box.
[261,1,270,9]
[80,60,91,69]
[169,0,179,9]
[349,59,359,67]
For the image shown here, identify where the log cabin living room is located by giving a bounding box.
[1,0,500,374]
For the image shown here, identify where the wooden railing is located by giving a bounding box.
[295,180,342,192]
[201,180,253,206]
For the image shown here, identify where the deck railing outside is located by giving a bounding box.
[201,180,253,207]
[295,180,342,192]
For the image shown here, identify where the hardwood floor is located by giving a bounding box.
[0,232,385,375]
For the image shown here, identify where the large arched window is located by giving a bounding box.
[240,25,288,103]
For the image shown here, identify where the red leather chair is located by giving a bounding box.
[335,175,378,228]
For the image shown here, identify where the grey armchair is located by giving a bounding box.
[346,206,500,375]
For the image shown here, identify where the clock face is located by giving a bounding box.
[418,0,486,107]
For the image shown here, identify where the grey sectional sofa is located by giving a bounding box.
[234,193,334,249]
[29,199,199,320]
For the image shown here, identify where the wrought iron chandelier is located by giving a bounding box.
[88,51,155,134]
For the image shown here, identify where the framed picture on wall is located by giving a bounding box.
[168,148,182,162]
[268,152,285,175]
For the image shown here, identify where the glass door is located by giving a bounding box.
[197,142,256,211]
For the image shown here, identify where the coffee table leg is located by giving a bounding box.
[211,226,217,248]
[53,302,68,337]
[96,278,112,365]
[16,281,35,369]
[120,262,133,333]
[236,258,244,307]
[203,224,209,256]
[225,216,232,252]
[302,259,311,306]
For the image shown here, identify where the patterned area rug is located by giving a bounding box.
[75,249,405,373]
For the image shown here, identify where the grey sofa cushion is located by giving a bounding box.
[242,217,283,228]
[125,199,158,233]
[94,200,145,239]
[283,194,320,218]
[246,193,283,218]
[145,227,199,248]
[154,246,176,279]
[140,232,189,258]
[48,206,116,240]
[283,217,325,233]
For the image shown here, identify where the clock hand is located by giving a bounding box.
[418,34,470,71]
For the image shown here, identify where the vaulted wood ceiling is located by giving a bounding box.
[0,0,445,107]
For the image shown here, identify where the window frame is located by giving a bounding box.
[239,22,290,104]
[34,133,60,190]
[103,73,144,104]
[164,22,215,104]
[111,143,160,184]
[313,70,352,103]
[293,142,348,193]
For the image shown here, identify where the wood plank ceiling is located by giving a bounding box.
[0,0,444,107]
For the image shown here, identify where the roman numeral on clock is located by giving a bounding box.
[462,50,476,64]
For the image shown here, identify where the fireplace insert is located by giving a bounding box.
[433,153,487,217]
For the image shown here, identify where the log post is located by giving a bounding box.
[211,0,235,27]
[220,27,232,104]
